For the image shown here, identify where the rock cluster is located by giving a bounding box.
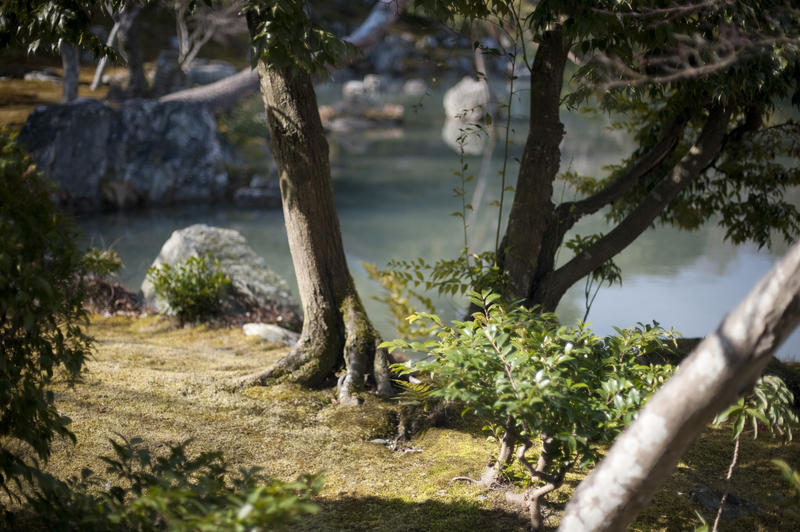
[18,99,228,212]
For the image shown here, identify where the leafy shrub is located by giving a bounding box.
[703,375,799,530]
[0,131,91,504]
[24,436,321,531]
[81,247,123,280]
[146,255,230,324]
[384,291,677,529]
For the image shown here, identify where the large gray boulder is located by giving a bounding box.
[141,224,301,329]
[18,99,228,212]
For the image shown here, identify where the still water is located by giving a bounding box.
[78,82,800,361]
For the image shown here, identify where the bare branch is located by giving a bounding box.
[160,0,410,108]
[346,0,409,53]
[596,30,797,90]
[591,0,728,23]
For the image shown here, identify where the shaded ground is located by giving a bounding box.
[34,315,800,531]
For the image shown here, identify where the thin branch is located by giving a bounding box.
[712,434,740,532]
[542,105,730,307]
[596,35,798,90]
[591,1,726,22]
[556,115,688,222]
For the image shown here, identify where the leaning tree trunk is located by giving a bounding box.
[559,240,800,531]
[239,63,392,403]
[60,42,80,102]
[90,15,123,91]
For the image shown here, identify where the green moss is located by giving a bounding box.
[30,315,800,531]
[0,69,111,131]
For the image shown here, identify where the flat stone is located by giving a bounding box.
[243,323,300,346]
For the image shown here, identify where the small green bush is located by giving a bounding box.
[24,436,322,531]
[384,290,677,529]
[81,247,123,280]
[146,255,230,324]
[0,131,91,504]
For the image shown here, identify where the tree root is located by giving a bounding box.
[225,316,394,402]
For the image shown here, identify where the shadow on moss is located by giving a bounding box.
[291,495,531,532]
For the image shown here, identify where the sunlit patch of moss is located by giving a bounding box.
[0,68,111,130]
[632,426,800,531]
[33,314,800,531]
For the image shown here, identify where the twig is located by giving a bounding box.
[712,434,740,532]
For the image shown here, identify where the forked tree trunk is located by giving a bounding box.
[239,62,392,403]
[498,24,732,314]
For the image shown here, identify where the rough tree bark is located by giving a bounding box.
[499,27,569,304]
[160,0,409,109]
[60,42,79,103]
[235,60,392,403]
[559,240,800,531]
[497,27,736,313]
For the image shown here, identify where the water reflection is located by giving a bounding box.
[78,84,800,361]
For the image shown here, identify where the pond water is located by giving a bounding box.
[78,81,800,361]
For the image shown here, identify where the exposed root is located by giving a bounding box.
[226,331,341,391]
[336,294,394,404]
[228,295,394,403]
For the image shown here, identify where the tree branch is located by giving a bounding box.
[159,0,409,108]
[559,239,800,531]
[346,0,409,53]
[540,105,730,307]
[556,114,689,223]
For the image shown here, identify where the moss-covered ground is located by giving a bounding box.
[33,315,799,530]
[0,66,112,131]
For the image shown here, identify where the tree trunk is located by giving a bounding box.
[60,42,79,103]
[537,106,730,309]
[117,5,148,97]
[238,61,392,403]
[559,240,800,531]
[499,28,569,304]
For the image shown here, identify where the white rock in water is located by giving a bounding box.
[443,76,490,122]
[243,323,300,346]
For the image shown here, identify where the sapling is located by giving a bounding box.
[384,290,677,530]
[706,375,798,531]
